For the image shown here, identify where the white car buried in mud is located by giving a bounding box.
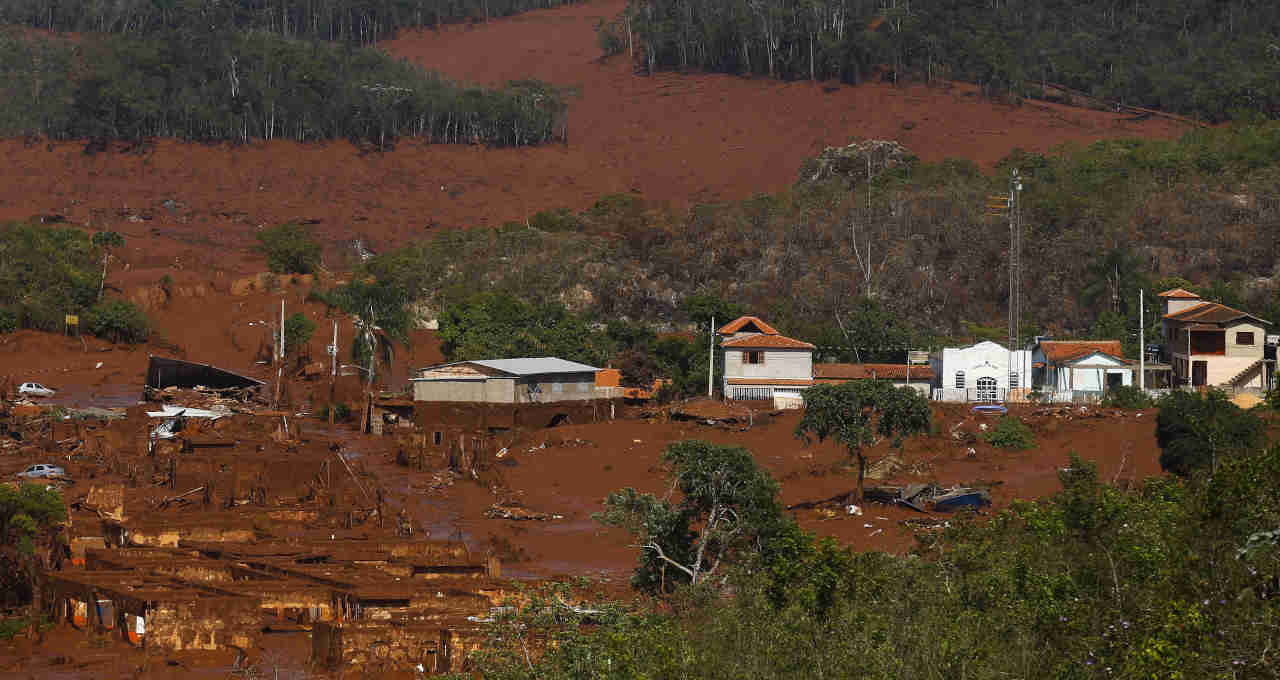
[18,382,56,398]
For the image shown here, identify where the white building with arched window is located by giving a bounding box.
[930,340,1031,402]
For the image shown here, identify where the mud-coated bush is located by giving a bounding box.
[83,300,149,344]
[255,223,322,275]
[1101,384,1154,409]
[982,416,1036,449]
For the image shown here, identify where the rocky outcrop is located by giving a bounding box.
[797,139,917,185]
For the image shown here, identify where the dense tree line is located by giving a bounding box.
[0,0,585,44]
[604,0,1280,120]
[0,28,567,146]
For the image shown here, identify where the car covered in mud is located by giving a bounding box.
[17,463,65,479]
[18,382,56,398]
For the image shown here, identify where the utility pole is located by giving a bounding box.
[1139,289,1145,391]
[274,298,285,408]
[329,320,338,426]
[707,317,715,398]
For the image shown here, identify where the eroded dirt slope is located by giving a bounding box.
[0,0,1184,268]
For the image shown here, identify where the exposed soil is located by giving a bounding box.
[0,1,1184,271]
[0,1,1196,674]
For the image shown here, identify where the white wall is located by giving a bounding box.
[1225,321,1266,359]
[723,348,812,381]
[938,341,1031,400]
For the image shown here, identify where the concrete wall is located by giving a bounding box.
[939,342,1031,397]
[412,378,516,403]
[412,373,599,403]
[1165,298,1202,316]
[723,348,812,381]
[1039,352,1132,392]
[1225,321,1266,359]
[313,621,484,672]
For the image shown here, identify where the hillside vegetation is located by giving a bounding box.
[604,0,1280,121]
[469,435,1280,679]
[0,28,567,146]
[357,124,1280,357]
[0,0,586,44]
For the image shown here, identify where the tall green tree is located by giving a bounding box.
[596,440,793,593]
[795,381,931,502]
[1156,390,1265,476]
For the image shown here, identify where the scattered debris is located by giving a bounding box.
[484,502,563,521]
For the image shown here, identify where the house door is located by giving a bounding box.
[976,377,998,402]
[1192,361,1207,387]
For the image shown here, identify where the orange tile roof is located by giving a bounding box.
[1039,340,1125,362]
[1163,301,1270,325]
[717,316,779,335]
[721,334,816,349]
[725,378,814,386]
[813,363,935,381]
[1158,288,1201,299]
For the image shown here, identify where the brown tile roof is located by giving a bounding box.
[1163,301,1271,325]
[721,334,816,349]
[813,363,935,381]
[725,378,814,386]
[1039,340,1124,362]
[1158,288,1201,299]
[717,316,779,335]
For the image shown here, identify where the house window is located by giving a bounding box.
[552,382,564,393]
[976,377,998,402]
[955,371,965,389]
[1237,331,1255,345]
[433,431,443,446]
[744,351,764,365]
[1009,372,1019,389]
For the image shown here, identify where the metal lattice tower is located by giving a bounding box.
[1007,169,1022,358]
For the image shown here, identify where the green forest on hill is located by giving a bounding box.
[0,28,567,145]
[601,0,1280,121]
[0,0,586,43]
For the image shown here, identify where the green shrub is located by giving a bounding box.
[255,223,322,274]
[0,309,16,334]
[283,312,316,354]
[83,300,149,344]
[1101,384,1154,409]
[317,402,352,422]
[981,416,1036,449]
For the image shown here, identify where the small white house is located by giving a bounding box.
[718,316,815,400]
[1030,340,1132,398]
[931,340,1031,402]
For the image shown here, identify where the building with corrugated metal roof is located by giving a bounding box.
[410,358,603,403]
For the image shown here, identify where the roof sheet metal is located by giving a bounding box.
[813,363,937,380]
[720,334,816,349]
[717,316,779,335]
[466,358,600,376]
[1039,340,1125,362]
[1157,288,1201,299]
[1162,300,1271,325]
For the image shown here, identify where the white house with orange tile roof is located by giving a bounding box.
[718,316,815,400]
[1030,340,1133,396]
[1158,288,1272,388]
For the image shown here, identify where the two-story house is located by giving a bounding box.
[718,316,815,400]
[1159,288,1272,388]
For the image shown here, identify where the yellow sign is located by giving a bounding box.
[65,314,79,326]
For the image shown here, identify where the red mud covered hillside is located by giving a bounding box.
[0,0,1185,265]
